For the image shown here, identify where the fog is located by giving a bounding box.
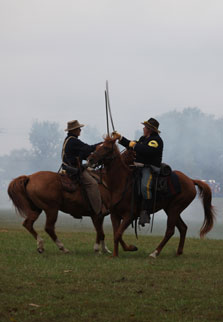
[1,1,223,238]
[1,198,223,239]
[1,0,223,155]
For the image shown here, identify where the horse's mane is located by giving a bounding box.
[102,136,135,168]
[121,149,135,166]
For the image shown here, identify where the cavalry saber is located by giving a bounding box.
[105,80,116,132]
[105,90,110,136]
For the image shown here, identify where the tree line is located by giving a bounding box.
[1,108,223,194]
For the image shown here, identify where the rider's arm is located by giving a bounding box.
[79,141,102,160]
[118,136,131,148]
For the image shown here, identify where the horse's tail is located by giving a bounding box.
[8,176,31,218]
[193,179,216,238]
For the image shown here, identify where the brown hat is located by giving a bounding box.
[64,120,85,131]
[141,118,161,133]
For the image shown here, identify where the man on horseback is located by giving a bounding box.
[113,118,163,226]
[61,120,108,219]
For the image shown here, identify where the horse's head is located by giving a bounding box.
[88,136,119,168]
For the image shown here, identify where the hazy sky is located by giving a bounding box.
[1,0,223,155]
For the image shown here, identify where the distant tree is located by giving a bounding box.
[29,120,63,159]
[156,108,223,182]
[0,121,103,189]
[29,120,63,171]
[133,108,223,185]
[0,121,65,202]
[0,149,32,178]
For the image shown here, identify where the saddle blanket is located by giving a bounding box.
[141,169,181,200]
[156,171,181,199]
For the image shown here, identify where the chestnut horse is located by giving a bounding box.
[88,137,215,258]
[8,170,111,254]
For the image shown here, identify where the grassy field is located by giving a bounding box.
[1,209,223,322]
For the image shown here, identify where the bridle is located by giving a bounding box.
[88,144,116,169]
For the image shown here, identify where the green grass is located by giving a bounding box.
[1,227,223,322]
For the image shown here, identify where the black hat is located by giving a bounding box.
[141,118,160,133]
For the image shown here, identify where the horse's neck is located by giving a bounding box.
[106,153,131,192]
[121,150,135,166]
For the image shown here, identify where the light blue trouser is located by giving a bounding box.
[141,167,153,200]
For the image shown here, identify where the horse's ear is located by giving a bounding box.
[103,135,117,143]
[110,136,118,144]
[112,137,119,143]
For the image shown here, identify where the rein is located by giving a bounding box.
[90,145,116,169]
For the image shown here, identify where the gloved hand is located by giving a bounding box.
[112,131,121,140]
[129,141,136,148]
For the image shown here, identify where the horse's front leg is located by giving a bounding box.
[110,213,121,256]
[112,213,137,257]
[91,215,111,254]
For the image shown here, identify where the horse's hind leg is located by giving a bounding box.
[45,209,69,253]
[91,216,111,254]
[23,210,43,253]
[176,216,187,255]
[149,209,178,258]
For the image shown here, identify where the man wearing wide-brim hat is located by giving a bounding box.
[112,117,164,226]
[62,120,108,218]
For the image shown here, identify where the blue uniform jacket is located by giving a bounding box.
[119,132,163,167]
[62,133,100,167]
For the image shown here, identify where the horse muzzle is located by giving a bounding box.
[87,157,97,169]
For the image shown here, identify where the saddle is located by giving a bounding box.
[134,163,181,200]
[151,164,181,198]
[59,173,79,193]
[59,164,80,193]
[59,165,108,193]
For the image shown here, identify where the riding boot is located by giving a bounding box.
[138,199,153,227]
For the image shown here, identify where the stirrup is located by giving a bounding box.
[138,210,151,227]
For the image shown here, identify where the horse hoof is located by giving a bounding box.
[102,249,112,254]
[59,247,69,253]
[37,248,44,254]
[102,247,112,254]
[149,250,158,258]
[129,245,138,252]
[94,243,100,252]
[62,248,70,254]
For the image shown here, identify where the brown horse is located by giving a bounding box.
[8,170,111,254]
[88,137,216,258]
